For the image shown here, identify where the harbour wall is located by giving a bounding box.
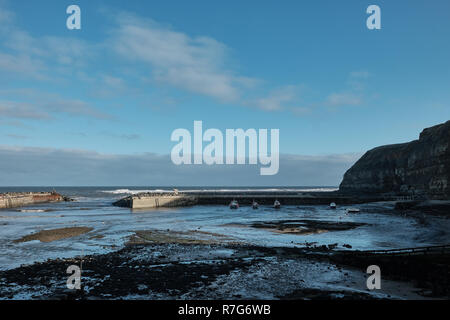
[0,192,64,209]
[113,191,388,209]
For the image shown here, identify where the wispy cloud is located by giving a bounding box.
[5,134,28,140]
[0,52,45,78]
[0,4,372,119]
[1,6,299,112]
[0,101,50,119]
[42,98,113,120]
[0,89,113,120]
[110,14,307,111]
[325,92,363,107]
[0,120,31,128]
[0,1,13,24]
[323,71,371,108]
[100,132,141,140]
[247,85,302,111]
[112,14,250,102]
[0,4,92,80]
[349,71,370,79]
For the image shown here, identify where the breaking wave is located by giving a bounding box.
[100,187,338,195]
[100,189,170,195]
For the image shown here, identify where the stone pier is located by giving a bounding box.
[0,192,65,209]
[113,191,386,209]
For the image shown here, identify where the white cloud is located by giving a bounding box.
[112,15,245,102]
[0,2,13,24]
[0,7,91,78]
[0,4,372,117]
[350,71,370,79]
[321,71,371,108]
[6,134,28,140]
[249,85,302,111]
[0,52,45,77]
[42,99,113,120]
[103,75,126,89]
[0,89,113,120]
[326,92,362,107]
[291,107,310,116]
[0,101,49,119]
[100,131,141,140]
[0,5,303,112]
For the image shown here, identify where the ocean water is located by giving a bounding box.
[1,186,449,271]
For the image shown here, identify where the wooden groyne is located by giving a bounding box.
[0,192,65,209]
[113,190,388,209]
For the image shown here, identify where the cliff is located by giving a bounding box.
[339,120,450,199]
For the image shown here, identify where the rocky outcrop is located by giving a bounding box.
[339,120,450,199]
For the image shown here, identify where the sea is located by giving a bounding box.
[1,186,449,271]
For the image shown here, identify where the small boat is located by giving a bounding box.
[273,200,281,209]
[330,202,337,209]
[229,200,239,209]
[347,208,360,213]
[252,200,259,209]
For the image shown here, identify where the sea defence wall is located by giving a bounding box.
[113,193,198,209]
[0,192,64,209]
[113,191,386,209]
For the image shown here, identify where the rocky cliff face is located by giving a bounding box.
[339,120,450,199]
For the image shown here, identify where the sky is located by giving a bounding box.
[0,0,449,186]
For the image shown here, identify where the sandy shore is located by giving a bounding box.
[13,227,93,243]
[1,229,445,300]
[247,219,366,236]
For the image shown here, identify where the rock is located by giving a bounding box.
[339,120,450,199]
[394,201,421,210]
[395,200,450,215]
[327,243,338,250]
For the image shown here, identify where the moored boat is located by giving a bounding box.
[229,200,239,209]
[347,208,360,213]
[273,200,281,209]
[330,202,337,209]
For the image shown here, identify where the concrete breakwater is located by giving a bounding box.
[113,193,198,209]
[112,191,387,209]
[0,192,65,209]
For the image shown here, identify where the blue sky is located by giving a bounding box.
[0,0,449,186]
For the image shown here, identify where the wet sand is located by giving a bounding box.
[247,219,366,235]
[128,229,238,245]
[0,229,442,300]
[13,227,93,243]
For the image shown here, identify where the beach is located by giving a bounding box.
[1,187,449,299]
